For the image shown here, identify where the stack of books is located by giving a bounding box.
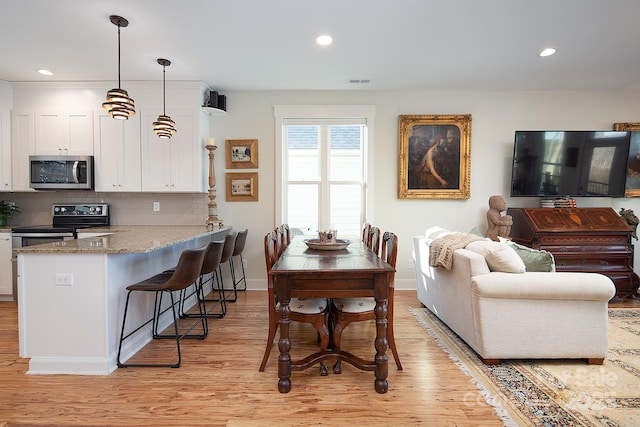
[553,197,577,208]
[540,199,555,208]
[540,198,577,208]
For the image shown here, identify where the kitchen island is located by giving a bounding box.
[16,225,231,375]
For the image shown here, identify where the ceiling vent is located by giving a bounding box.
[349,79,371,84]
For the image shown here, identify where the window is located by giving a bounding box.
[274,106,375,236]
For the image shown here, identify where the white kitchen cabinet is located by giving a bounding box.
[11,111,36,192]
[141,109,206,192]
[93,112,141,192]
[0,110,11,191]
[35,110,93,155]
[0,232,12,297]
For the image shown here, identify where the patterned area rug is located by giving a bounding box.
[410,307,640,426]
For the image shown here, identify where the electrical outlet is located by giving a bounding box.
[55,273,73,286]
[153,202,160,212]
[408,257,415,269]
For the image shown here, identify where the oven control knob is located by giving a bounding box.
[60,207,67,212]
[54,207,60,213]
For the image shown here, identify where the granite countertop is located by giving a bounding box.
[0,227,11,233]
[15,225,231,254]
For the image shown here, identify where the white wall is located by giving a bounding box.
[4,83,640,289]
[210,89,640,289]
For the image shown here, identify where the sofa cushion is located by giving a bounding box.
[465,240,526,273]
[499,237,555,272]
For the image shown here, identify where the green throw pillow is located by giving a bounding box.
[499,237,555,272]
[468,226,484,237]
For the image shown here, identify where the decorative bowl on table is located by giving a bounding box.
[304,238,351,251]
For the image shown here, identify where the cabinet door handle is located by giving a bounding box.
[581,258,586,265]
[558,261,567,266]
[600,261,609,266]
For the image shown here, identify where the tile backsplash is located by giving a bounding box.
[3,192,209,226]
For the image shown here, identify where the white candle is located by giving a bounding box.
[206,137,216,147]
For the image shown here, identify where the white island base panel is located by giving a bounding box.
[17,233,216,375]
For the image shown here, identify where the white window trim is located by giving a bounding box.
[273,105,376,226]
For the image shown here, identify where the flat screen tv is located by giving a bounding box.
[510,130,631,197]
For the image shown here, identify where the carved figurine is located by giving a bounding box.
[486,195,513,241]
[619,208,639,240]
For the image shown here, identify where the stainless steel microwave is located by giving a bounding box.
[29,155,94,190]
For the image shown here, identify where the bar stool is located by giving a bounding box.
[179,240,226,319]
[117,246,207,368]
[229,229,248,292]
[214,232,238,303]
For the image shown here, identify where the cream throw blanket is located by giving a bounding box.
[429,232,482,270]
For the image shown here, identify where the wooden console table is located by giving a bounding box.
[508,207,639,298]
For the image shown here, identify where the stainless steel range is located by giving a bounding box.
[11,204,110,299]
[12,203,110,248]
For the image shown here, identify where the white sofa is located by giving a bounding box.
[413,226,616,364]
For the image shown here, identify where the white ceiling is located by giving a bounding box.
[2,0,640,92]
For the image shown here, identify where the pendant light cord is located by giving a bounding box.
[117,24,122,89]
[162,65,166,115]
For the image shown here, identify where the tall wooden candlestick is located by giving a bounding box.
[205,144,223,229]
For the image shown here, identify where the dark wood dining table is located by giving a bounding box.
[270,235,395,393]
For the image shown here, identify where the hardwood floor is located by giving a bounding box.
[0,291,637,426]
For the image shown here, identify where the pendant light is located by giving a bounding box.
[153,58,177,139]
[102,15,135,120]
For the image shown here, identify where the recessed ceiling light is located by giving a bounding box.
[539,48,557,57]
[37,69,53,76]
[316,35,333,46]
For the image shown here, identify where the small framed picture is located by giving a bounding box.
[225,139,259,169]
[226,172,258,201]
[613,122,640,197]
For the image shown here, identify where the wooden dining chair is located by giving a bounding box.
[362,223,371,245]
[330,231,402,372]
[275,224,290,258]
[367,225,381,256]
[259,230,331,373]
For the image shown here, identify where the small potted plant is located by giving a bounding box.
[0,200,20,226]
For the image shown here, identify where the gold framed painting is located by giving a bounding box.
[226,172,258,201]
[614,122,640,197]
[225,139,259,169]
[398,114,472,199]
